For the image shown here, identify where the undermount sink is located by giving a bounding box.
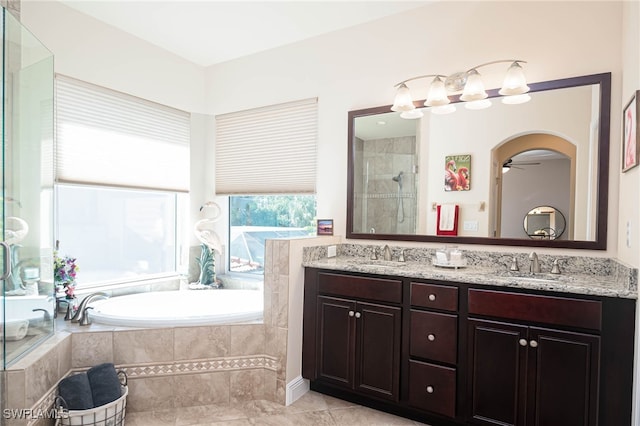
[361,261,407,268]
[490,270,575,283]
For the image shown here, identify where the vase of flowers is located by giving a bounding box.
[54,247,79,319]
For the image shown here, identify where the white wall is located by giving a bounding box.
[204,1,623,257]
[21,0,206,114]
[621,1,640,424]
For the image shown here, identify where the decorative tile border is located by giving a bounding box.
[122,355,278,378]
[26,354,279,425]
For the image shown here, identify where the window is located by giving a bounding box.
[229,195,316,274]
[56,185,187,284]
[55,76,190,287]
[215,98,318,275]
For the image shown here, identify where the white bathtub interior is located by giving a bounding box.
[89,289,263,327]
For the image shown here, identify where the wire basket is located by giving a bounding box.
[55,372,128,426]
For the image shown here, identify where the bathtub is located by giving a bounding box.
[89,289,263,327]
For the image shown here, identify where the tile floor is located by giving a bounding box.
[126,391,430,425]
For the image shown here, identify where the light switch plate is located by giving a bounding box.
[463,221,478,231]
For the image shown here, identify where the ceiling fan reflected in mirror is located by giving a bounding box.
[502,158,541,173]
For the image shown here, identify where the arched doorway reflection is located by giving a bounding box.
[492,134,576,240]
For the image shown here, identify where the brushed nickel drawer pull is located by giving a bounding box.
[349,311,355,317]
[529,340,538,348]
[426,386,434,394]
[355,312,361,319]
[427,334,436,341]
[519,339,528,347]
[428,294,436,301]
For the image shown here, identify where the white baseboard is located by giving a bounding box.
[286,375,310,406]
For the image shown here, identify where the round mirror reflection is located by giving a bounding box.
[523,206,566,240]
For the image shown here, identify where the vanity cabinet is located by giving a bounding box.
[302,267,635,426]
[467,289,602,426]
[309,271,402,402]
[408,282,459,418]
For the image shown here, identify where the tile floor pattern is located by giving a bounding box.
[126,391,430,426]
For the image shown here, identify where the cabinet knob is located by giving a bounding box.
[428,294,436,301]
[348,311,354,317]
[355,312,361,319]
[426,386,434,394]
[529,340,538,348]
[519,339,528,347]
[427,334,436,342]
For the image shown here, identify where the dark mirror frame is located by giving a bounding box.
[347,73,611,250]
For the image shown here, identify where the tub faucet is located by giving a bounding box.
[382,245,392,261]
[71,292,108,323]
[529,252,541,274]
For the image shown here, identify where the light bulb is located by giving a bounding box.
[424,76,450,107]
[499,62,530,96]
[460,69,488,102]
[391,83,415,112]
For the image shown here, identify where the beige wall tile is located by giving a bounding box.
[56,334,72,376]
[262,369,277,403]
[113,329,174,364]
[6,370,25,410]
[274,328,288,380]
[71,331,113,368]
[229,325,264,356]
[276,286,289,329]
[126,376,175,413]
[275,379,286,406]
[173,372,230,407]
[174,325,230,360]
[24,351,58,407]
[230,369,264,403]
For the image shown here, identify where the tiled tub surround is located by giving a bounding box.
[2,236,335,426]
[303,244,637,298]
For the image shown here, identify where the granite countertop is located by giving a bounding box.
[303,256,636,299]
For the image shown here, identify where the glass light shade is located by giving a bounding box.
[465,99,492,110]
[391,84,415,112]
[424,77,450,107]
[431,104,456,115]
[502,93,531,105]
[400,109,424,119]
[460,69,488,102]
[499,62,530,96]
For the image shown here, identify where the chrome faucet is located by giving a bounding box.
[71,292,108,323]
[382,245,392,261]
[529,252,541,274]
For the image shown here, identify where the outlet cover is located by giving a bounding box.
[463,221,479,231]
[327,245,337,258]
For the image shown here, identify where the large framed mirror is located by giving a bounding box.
[347,73,610,249]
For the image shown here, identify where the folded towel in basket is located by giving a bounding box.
[87,363,122,407]
[57,373,94,410]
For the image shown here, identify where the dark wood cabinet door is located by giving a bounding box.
[468,319,528,426]
[317,296,356,387]
[528,327,600,426]
[355,301,402,401]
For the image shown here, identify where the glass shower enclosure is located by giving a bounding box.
[1,7,54,368]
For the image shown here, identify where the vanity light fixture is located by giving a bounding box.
[391,60,530,117]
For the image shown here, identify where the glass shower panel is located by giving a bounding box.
[1,8,54,367]
[354,136,418,235]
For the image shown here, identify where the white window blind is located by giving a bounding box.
[215,97,317,194]
[55,75,190,192]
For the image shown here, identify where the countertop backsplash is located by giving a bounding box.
[302,243,638,298]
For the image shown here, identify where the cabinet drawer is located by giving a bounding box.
[318,273,402,304]
[408,360,456,418]
[468,288,602,331]
[410,310,458,364]
[411,282,458,311]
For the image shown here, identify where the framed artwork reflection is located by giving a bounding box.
[444,154,471,191]
[622,90,639,172]
[317,219,334,236]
